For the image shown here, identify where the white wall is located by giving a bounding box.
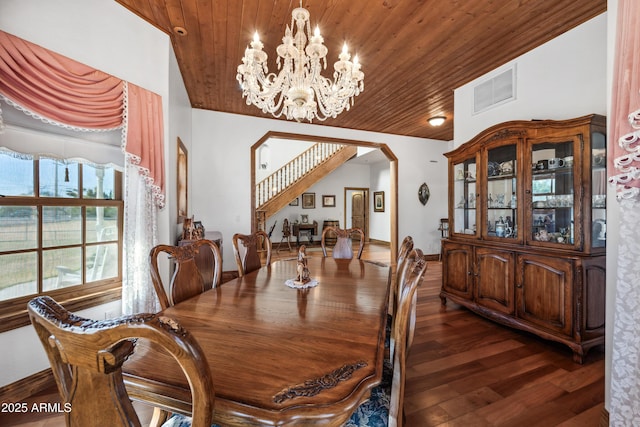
[168,44,194,239]
[454,14,607,145]
[0,0,181,387]
[255,138,314,183]
[370,161,391,242]
[190,110,449,271]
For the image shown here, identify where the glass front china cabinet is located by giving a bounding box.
[442,115,606,363]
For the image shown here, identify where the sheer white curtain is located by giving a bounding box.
[122,159,160,314]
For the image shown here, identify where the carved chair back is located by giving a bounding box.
[390,236,414,316]
[320,226,365,259]
[389,248,427,426]
[232,230,272,277]
[346,248,427,427]
[27,296,215,427]
[150,239,222,310]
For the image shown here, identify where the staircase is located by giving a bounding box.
[256,143,357,221]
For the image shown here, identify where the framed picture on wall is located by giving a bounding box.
[177,137,188,223]
[289,197,299,206]
[374,191,385,212]
[302,193,315,209]
[322,195,336,207]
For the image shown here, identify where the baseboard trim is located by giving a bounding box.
[599,406,609,427]
[221,270,239,284]
[367,239,389,246]
[0,369,55,402]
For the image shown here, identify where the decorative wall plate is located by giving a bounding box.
[418,183,430,205]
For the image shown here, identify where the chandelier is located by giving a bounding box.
[236,4,364,122]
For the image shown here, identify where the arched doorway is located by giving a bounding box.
[250,131,399,259]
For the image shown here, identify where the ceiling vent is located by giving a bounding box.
[473,66,516,114]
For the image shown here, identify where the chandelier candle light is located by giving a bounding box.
[236,3,364,122]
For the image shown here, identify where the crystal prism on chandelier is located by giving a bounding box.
[236,3,364,122]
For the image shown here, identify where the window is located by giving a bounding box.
[0,150,123,331]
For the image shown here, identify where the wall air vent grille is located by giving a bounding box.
[473,66,516,114]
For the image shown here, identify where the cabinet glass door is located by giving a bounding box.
[591,131,606,249]
[452,158,478,237]
[485,144,518,241]
[529,138,576,247]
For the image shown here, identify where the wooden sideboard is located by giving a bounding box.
[292,221,318,244]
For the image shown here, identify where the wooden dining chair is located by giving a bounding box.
[389,236,414,317]
[27,295,216,427]
[345,248,427,427]
[150,239,222,310]
[321,226,365,259]
[232,230,272,277]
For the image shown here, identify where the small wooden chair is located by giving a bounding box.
[276,218,293,252]
[321,226,365,259]
[28,296,216,427]
[345,248,427,427]
[232,230,272,277]
[150,239,222,310]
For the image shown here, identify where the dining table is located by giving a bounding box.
[123,255,391,427]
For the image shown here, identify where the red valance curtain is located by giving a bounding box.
[0,30,165,207]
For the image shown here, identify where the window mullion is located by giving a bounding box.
[37,204,43,294]
[82,205,86,284]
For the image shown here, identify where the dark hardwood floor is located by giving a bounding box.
[404,255,604,427]
[1,242,604,426]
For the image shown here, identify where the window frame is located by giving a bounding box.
[0,159,123,332]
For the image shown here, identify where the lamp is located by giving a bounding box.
[236,3,364,123]
[428,116,446,127]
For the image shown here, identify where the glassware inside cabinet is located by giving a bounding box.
[531,140,574,245]
[453,159,477,235]
[591,131,606,248]
[486,144,517,239]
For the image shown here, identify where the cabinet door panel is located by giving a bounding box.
[525,135,582,250]
[475,248,514,314]
[451,155,479,238]
[583,259,606,336]
[517,254,573,336]
[442,243,473,299]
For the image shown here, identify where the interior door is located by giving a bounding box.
[351,191,367,240]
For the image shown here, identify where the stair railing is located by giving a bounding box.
[256,143,347,208]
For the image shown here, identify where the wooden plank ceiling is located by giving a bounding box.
[115,0,606,141]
